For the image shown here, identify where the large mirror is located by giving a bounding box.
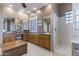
[15,19,23,32]
[3,17,15,32]
[42,15,51,33]
[3,17,23,33]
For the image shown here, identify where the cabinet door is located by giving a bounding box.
[33,35,39,45]
[23,34,26,41]
[39,34,51,50]
[39,35,45,47]
[4,37,11,43]
[39,39,44,47]
[24,34,30,41]
[44,38,50,50]
[27,34,31,42]
[29,34,34,43]
[26,35,29,41]
[10,34,16,42]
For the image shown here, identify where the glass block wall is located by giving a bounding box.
[73,3,79,42]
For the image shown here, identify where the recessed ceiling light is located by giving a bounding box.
[9,5,13,7]
[31,13,35,16]
[18,11,22,14]
[27,11,30,14]
[33,7,37,11]
[37,10,41,13]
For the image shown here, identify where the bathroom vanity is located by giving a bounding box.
[3,32,25,43]
[23,33,51,50]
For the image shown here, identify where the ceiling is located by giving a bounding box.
[2,3,48,13]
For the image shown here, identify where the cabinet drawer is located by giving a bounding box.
[34,37,39,45]
[3,37,11,43]
[39,39,45,47]
[44,39,50,50]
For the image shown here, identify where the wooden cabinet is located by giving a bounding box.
[10,34,16,41]
[23,33,51,50]
[28,34,34,43]
[3,33,16,43]
[39,34,50,50]
[23,34,26,41]
[44,37,50,50]
[23,33,30,41]
[39,35,44,47]
[3,36,11,43]
[33,35,39,45]
[26,34,30,41]
[22,33,33,42]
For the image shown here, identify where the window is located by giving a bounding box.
[29,17,37,32]
[23,21,28,30]
[29,19,32,31]
[75,9,79,29]
[74,8,79,39]
[75,8,79,15]
[65,11,73,23]
[26,21,29,30]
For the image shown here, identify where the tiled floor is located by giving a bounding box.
[22,42,72,56]
[55,45,72,56]
[0,42,71,56]
[23,42,53,56]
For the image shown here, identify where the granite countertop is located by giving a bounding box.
[29,32,50,35]
[3,31,51,35]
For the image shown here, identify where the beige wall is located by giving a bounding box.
[35,4,51,19]
[3,4,51,21]
[29,4,51,19]
[3,6,28,20]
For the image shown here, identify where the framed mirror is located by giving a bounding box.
[42,15,51,33]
